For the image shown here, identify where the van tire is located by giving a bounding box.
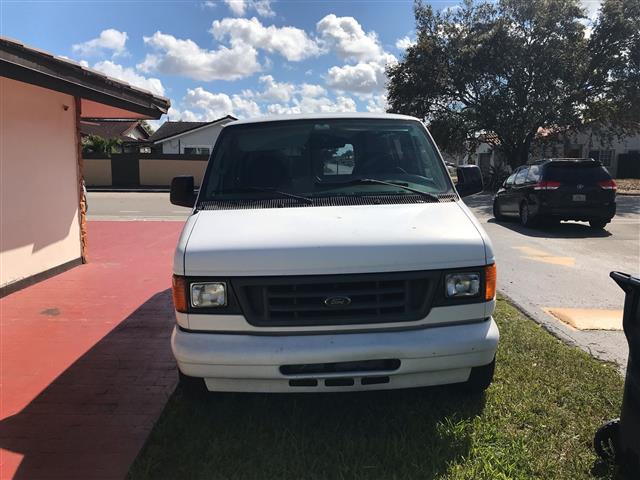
[461,357,495,393]
[589,219,608,230]
[178,370,207,398]
[493,200,505,221]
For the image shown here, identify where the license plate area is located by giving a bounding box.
[572,194,586,202]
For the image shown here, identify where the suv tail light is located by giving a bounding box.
[598,179,617,191]
[534,181,561,190]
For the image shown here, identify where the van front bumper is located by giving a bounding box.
[171,318,499,392]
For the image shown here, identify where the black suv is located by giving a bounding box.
[492,158,617,229]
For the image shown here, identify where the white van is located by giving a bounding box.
[170,113,498,393]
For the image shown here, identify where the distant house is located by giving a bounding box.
[80,119,150,154]
[0,36,169,294]
[147,115,237,155]
[80,119,150,141]
[466,127,640,178]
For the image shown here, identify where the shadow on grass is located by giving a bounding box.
[130,384,486,479]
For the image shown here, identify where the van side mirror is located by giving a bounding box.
[456,165,484,197]
[170,176,196,207]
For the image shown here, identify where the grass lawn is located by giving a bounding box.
[129,298,624,479]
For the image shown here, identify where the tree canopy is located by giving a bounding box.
[387,0,640,168]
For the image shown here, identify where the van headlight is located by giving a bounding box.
[191,282,227,307]
[445,273,480,298]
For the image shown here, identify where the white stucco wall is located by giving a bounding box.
[84,159,112,186]
[139,159,207,187]
[158,123,226,154]
[0,77,81,288]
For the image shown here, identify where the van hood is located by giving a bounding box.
[176,201,489,276]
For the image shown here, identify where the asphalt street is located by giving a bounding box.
[465,194,639,369]
[87,191,639,368]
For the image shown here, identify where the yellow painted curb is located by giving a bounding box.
[513,246,575,267]
[544,308,623,330]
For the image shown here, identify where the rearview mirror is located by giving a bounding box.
[170,176,196,207]
[456,165,483,197]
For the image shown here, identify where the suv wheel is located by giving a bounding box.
[589,219,608,230]
[493,199,505,221]
[519,202,534,227]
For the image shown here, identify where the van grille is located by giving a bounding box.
[232,271,438,327]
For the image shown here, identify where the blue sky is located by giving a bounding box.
[1,1,475,124]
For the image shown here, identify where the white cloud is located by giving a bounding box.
[316,14,383,62]
[267,94,357,115]
[252,0,275,17]
[225,0,246,15]
[183,86,261,119]
[326,53,396,95]
[299,83,327,98]
[72,29,128,57]
[365,93,388,113]
[138,31,261,81]
[92,60,165,96]
[202,1,217,7]
[581,0,602,20]
[224,0,275,17]
[211,17,323,61]
[395,36,416,51]
[255,75,296,102]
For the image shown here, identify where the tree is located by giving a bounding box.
[81,135,122,156]
[586,0,640,133]
[387,0,639,168]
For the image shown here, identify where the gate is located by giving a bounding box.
[616,153,640,179]
[111,154,140,186]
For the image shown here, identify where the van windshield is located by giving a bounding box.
[201,119,453,201]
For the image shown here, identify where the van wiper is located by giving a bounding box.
[316,178,440,202]
[222,187,313,204]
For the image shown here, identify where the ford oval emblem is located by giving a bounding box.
[324,296,351,307]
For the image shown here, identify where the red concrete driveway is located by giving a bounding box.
[0,221,183,479]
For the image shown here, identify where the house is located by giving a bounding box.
[466,128,640,178]
[147,116,237,154]
[0,36,169,295]
[80,119,151,154]
[80,119,150,142]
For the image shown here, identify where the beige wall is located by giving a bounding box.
[139,159,207,187]
[1,77,81,288]
[84,159,112,186]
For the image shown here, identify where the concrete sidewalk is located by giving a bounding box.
[0,221,183,479]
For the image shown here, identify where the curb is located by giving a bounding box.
[497,291,626,374]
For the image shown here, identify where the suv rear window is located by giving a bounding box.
[543,162,611,184]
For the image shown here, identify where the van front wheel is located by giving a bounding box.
[178,370,207,398]
[460,357,495,393]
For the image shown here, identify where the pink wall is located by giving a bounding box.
[1,77,81,287]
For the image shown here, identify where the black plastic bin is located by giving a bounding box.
[594,271,640,476]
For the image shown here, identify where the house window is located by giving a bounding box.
[184,146,211,155]
[589,149,614,166]
[139,146,151,154]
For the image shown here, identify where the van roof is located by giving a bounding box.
[227,112,421,126]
